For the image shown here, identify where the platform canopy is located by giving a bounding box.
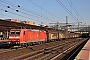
[0,19,57,32]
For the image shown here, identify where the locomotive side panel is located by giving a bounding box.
[39,31,47,41]
[20,29,47,43]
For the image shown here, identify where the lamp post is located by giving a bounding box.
[65,16,68,40]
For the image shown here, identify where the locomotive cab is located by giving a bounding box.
[8,29,21,45]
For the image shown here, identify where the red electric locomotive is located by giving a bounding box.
[8,29,47,46]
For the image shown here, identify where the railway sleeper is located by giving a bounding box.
[43,50,51,54]
[10,45,22,50]
[44,48,50,50]
[51,51,58,54]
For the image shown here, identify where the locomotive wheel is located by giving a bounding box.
[25,43,29,48]
[38,41,41,44]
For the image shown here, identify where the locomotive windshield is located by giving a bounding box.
[16,31,20,34]
[10,31,15,34]
[10,31,20,34]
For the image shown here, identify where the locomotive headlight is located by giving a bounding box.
[15,36,20,38]
[9,36,13,38]
[8,42,11,44]
[16,42,20,44]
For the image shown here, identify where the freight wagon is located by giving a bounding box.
[46,30,65,41]
[46,30,81,41]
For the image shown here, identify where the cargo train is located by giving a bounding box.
[8,29,81,47]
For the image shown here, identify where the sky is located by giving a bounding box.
[0,0,90,25]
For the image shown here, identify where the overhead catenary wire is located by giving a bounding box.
[67,0,77,15]
[0,2,41,22]
[56,0,79,22]
[0,0,49,21]
[67,0,85,27]
[69,0,84,22]
[67,0,73,14]
[0,0,57,23]
[0,9,41,22]
[0,3,40,19]
[29,0,59,19]
[0,3,41,22]
[0,13,25,21]
[0,7,22,20]
[67,0,79,22]
[56,0,81,22]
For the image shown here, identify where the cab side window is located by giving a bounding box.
[24,31,25,35]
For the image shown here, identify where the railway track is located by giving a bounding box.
[0,47,27,54]
[0,49,14,53]
[20,38,86,60]
[0,38,88,60]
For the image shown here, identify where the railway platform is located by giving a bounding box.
[0,40,8,42]
[74,39,90,60]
